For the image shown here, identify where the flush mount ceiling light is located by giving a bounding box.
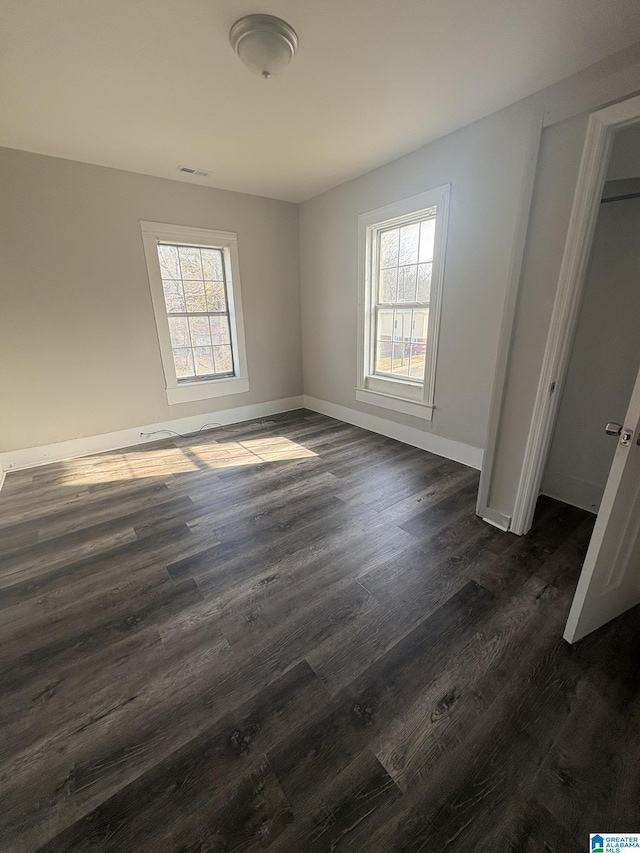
[229,14,298,79]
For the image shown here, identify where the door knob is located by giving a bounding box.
[605,423,633,446]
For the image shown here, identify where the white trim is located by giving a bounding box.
[482,508,512,532]
[357,185,450,410]
[541,43,640,129]
[365,374,423,402]
[166,377,249,404]
[476,106,545,521]
[0,397,304,472]
[303,395,482,469]
[510,93,640,536]
[424,186,450,407]
[355,388,433,420]
[140,221,249,405]
[0,460,5,494]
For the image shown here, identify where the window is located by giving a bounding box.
[357,185,450,420]
[141,222,249,404]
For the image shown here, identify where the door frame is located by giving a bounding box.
[509,93,640,535]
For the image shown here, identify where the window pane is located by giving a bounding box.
[163,293,185,313]
[152,240,239,385]
[168,317,190,348]
[193,346,215,376]
[178,246,203,280]
[398,265,418,303]
[391,309,412,378]
[390,312,403,375]
[417,263,432,303]
[390,310,424,379]
[210,315,231,346]
[183,281,207,313]
[399,224,420,266]
[201,248,224,281]
[375,309,393,374]
[408,309,428,381]
[379,268,398,303]
[173,347,195,379]
[371,204,440,385]
[418,219,436,263]
[379,229,399,269]
[162,280,186,313]
[157,244,180,279]
[213,345,233,374]
[375,308,429,380]
[204,281,227,312]
[189,316,211,347]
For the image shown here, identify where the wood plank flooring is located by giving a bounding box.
[1,409,638,852]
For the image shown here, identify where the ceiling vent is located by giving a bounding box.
[178,166,211,177]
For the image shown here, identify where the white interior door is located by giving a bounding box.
[564,361,640,643]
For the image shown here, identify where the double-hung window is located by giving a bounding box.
[141,222,249,405]
[357,185,450,420]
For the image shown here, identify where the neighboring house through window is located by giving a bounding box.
[140,221,249,404]
[357,185,450,420]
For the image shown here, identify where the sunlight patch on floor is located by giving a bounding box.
[190,436,317,467]
[57,437,317,484]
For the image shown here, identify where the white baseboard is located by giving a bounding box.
[541,470,602,514]
[482,507,512,532]
[0,461,5,494]
[0,392,481,481]
[0,396,304,474]
[303,395,483,469]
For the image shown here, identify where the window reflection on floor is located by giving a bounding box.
[57,437,318,485]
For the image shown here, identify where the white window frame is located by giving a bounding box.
[356,185,450,421]
[140,221,249,405]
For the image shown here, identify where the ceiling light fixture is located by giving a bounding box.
[229,14,298,79]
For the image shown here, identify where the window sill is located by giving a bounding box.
[355,387,433,421]
[166,376,249,405]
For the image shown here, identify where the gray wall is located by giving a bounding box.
[486,114,640,521]
[299,100,538,452]
[541,184,640,511]
[0,147,302,452]
[607,123,640,179]
[3,44,640,498]
[484,113,592,516]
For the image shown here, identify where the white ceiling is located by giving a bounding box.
[1,1,640,202]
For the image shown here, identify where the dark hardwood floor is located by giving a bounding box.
[1,409,639,852]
